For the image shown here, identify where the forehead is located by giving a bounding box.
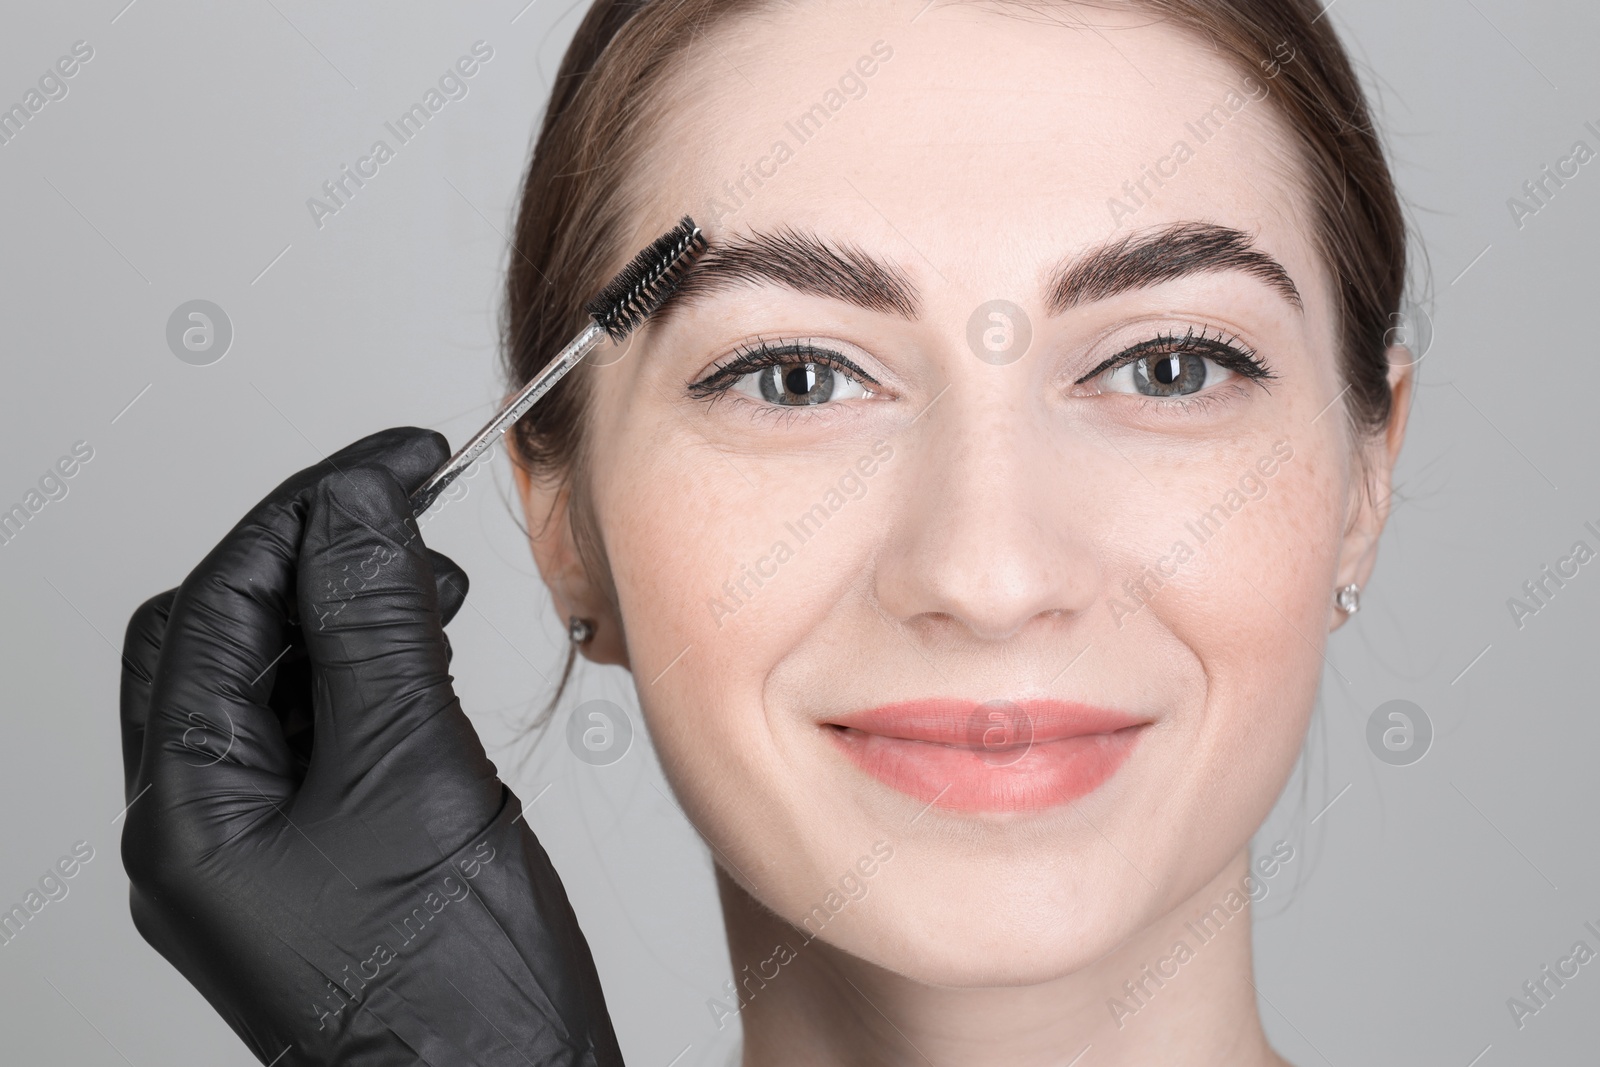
[638,1,1319,307]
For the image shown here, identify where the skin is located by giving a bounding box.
[512,3,1413,1064]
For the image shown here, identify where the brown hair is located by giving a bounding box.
[504,0,1405,711]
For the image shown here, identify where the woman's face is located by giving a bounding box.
[524,1,1403,985]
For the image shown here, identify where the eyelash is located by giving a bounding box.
[687,338,880,402]
[686,326,1274,412]
[1075,325,1275,390]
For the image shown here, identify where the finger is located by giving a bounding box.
[428,548,469,626]
[139,428,451,837]
[428,547,464,668]
[120,589,177,802]
[283,425,450,503]
[295,461,500,843]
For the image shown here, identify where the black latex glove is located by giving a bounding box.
[119,427,623,1067]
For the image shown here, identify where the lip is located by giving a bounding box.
[824,698,1148,813]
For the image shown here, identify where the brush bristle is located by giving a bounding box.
[585,216,708,341]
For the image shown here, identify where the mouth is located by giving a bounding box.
[823,698,1149,814]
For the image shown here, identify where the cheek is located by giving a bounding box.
[590,418,880,851]
[599,433,877,663]
[1129,434,1347,832]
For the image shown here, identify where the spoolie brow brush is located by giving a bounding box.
[410,215,707,517]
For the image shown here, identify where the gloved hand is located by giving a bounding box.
[119,427,623,1067]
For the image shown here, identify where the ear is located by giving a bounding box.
[1331,345,1415,631]
[508,443,630,668]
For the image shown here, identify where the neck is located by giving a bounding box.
[714,849,1289,1067]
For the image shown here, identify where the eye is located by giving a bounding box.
[690,340,877,408]
[1105,350,1233,397]
[1078,328,1273,400]
[734,361,872,406]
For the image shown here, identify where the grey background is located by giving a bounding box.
[0,0,1595,1063]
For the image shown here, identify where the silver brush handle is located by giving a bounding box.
[410,319,605,517]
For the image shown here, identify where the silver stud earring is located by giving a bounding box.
[1334,583,1362,615]
[567,616,596,645]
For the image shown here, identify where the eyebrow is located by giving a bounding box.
[656,225,920,320]
[1045,222,1302,314]
[653,220,1300,323]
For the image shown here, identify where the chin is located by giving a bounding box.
[801,847,1163,988]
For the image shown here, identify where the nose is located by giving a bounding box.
[873,386,1102,643]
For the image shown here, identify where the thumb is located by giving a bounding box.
[295,462,500,846]
[428,548,469,626]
